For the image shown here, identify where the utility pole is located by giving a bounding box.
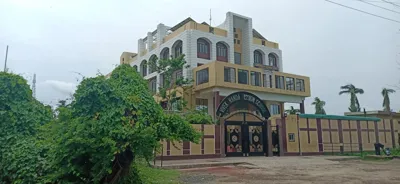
[4,45,9,72]
[32,73,36,98]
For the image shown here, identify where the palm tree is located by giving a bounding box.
[382,88,396,112]
[339,84,364,112]
[285,106,300,115]
[311,97,326,115]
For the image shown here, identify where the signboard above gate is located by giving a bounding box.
[216,91,271,119]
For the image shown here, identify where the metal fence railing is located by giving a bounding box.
[321,143,362,155]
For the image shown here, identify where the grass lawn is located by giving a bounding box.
[136,163,180,184]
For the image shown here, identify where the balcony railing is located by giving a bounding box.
[193,61,311,97]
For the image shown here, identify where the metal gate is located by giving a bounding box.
[225,120,267,157]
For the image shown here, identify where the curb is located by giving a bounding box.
[153,162,249,169]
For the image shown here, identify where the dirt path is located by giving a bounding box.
[179,157,400,184]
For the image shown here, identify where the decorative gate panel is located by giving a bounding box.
[226,124,243,156]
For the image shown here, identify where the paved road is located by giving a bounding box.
[175,156,400,184]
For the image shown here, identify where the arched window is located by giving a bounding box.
[148,55,157,74]
[197,38,210,59]
[133,65,138,72]
[140,60,147,77]
[160,48,170,60]
[268,53,278,67]
[216,42,228,62]
[254,50,263,65]
[172,40,182,58]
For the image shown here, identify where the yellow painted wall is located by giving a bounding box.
[286,115,299,152]
[193,61,311,97]
[252,37,279,49]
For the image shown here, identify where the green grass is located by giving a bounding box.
[136,162,180,184]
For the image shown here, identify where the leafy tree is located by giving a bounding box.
[148,54,191,111]
[46,64,200,183]
[148,55,213,123]
[0,72,53,183]
[284,106,300,115]
[382,88,396,112]
[339,84,364,112]
[311,97,326,115]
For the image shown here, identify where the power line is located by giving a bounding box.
[382,0,400,8]
[325,0,400,23]
[356,0,400,14]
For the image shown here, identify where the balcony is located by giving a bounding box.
[193,61,311,97]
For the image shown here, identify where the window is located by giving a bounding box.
[254,50,263,64]
[172,40,182,58]
[173,69,183,85]
[234,28,236,32]
[275,75,284,89]
[196,68,209,85]
[148,77,157,93]
[197,63,204,67]
[234,39,237,44]
[160,73,169,88]
[160,48,169,60]
[196,98,208,111]
[133,65,138,72]
[238,69,248,84]
[263,74,272,88]
[148,55,157,74]
[216,42,228,62]
[122,58,124,62]
[237,40,240,44]
[197,38,210,59]
[270,104,281,115]
[286,77,295,91]
[288,133,295,142]
[251,71,261,86]
[296,79,305,92]
[209,27,214,33]
[140,60,147,77]
[234,34,238,38]
[224,67,236,83]
[234,52,241,64]
[262,40,265,46]
[171,97,182,111]
[268,53,278,67]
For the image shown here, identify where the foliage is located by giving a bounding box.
[311,97,326,115]
[148,54,191,111]
[45,64,199,183]
[284,106,300,115]
[0,72,53,183]
[1,65,200,183]
[339,84,364,112]
[381,88,395,112]
[184,110,214,124]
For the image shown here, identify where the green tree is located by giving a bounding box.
[148,54,213,123]
[47,64,200,183]
[382,88,396,112]
[285,106,300,115]
[0,72,53,183]
[339,84,364,112]
[311,97,326,115]
[148,54,190,111]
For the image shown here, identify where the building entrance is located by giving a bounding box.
[216,91,272,157]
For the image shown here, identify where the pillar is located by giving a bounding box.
[138,39,145,55]
[267,120,273,157]
[300,100,305,114]
[147,32,154,51]
[156,23,167,47]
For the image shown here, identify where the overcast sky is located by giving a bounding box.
[1,0,399,114]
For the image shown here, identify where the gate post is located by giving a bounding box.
[219,117,226,157]
[267,120,273,157]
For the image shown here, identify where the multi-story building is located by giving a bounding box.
[120,12,311,120]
